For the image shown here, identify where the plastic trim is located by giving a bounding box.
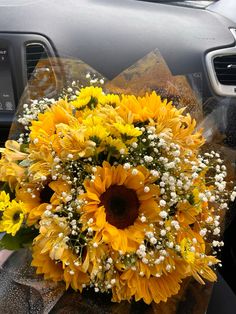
[205,46,236,97]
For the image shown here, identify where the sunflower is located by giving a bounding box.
[0,190,10,210]
[32,216,89,290]
[112,258,188,304]
[2,200,26,236]
[15,183,54,226]
[0,191,10,232]
[80,162,160,253]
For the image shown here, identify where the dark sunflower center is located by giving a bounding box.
[0,211,3,220]
[100,185,140,229]
[13,211,21,222]
[40,185,54,203]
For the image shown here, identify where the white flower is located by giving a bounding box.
[213,228,220,235]
[159,200,166,207]
[200,228,207,237]
[123,163,131,169]
[160,229,166,236]
[140,215,147,223]
[159,210,168,219]
[144,186,150,193]
[150,170,159,177]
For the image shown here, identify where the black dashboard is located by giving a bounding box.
[1,0,236,301]
[0,0,236,140]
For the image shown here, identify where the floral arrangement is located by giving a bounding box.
[0,79,235,305]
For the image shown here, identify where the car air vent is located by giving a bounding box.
[213,55,236,86]
[206,47,236,97]
[25,43,48,80]
[25,43,58,99]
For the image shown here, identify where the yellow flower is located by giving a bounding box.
[104,137,128,156]
[2,200,26,236]
[15,183,52,226]
[113,123,142,142]
[32,216,89,290]
[29,100,75,164]
[0,191,11,232]
[112,258,188,304]
[80,162,160,253]
[32,244,64,282]
[0,190,10,211]
[85,125,109,145]
[70,87,104,110]
[0,141,27,188]
[0,140,28,162]
[118,92,204,150]
[54,123,95,159]
[180,238,195,264]
[118,92,174,123]
[103,94,120,107]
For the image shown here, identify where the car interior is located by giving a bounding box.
[1,0,236,310]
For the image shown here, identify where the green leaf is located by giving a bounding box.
[20,143,29,153]
[19,159,31,167]
[0,182,15,200]
[0,227,39,250]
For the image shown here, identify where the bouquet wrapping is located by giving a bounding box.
[0,50,235,313]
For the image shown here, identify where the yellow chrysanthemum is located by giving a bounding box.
[80,162,160,253]
[104,137,128,156]
[118,92,175,123]
[85,125,109,145]
[70,86,104,110]
[30,100,73,146]
[103,94,120,107]
[113,123,142,142]
[2,200,26,236]
[118,92,204,150]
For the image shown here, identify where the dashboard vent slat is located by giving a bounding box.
[25,43,49,80]
[213,55,236,86]
[25,42,58,99]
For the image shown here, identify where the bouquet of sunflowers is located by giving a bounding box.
[0,74,235,308]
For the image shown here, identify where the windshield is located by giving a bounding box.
[138,1,218,9]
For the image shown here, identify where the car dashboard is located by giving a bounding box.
[1,0,236,300]
[1,0,236,142]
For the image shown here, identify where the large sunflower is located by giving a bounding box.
[80,162,160,253]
